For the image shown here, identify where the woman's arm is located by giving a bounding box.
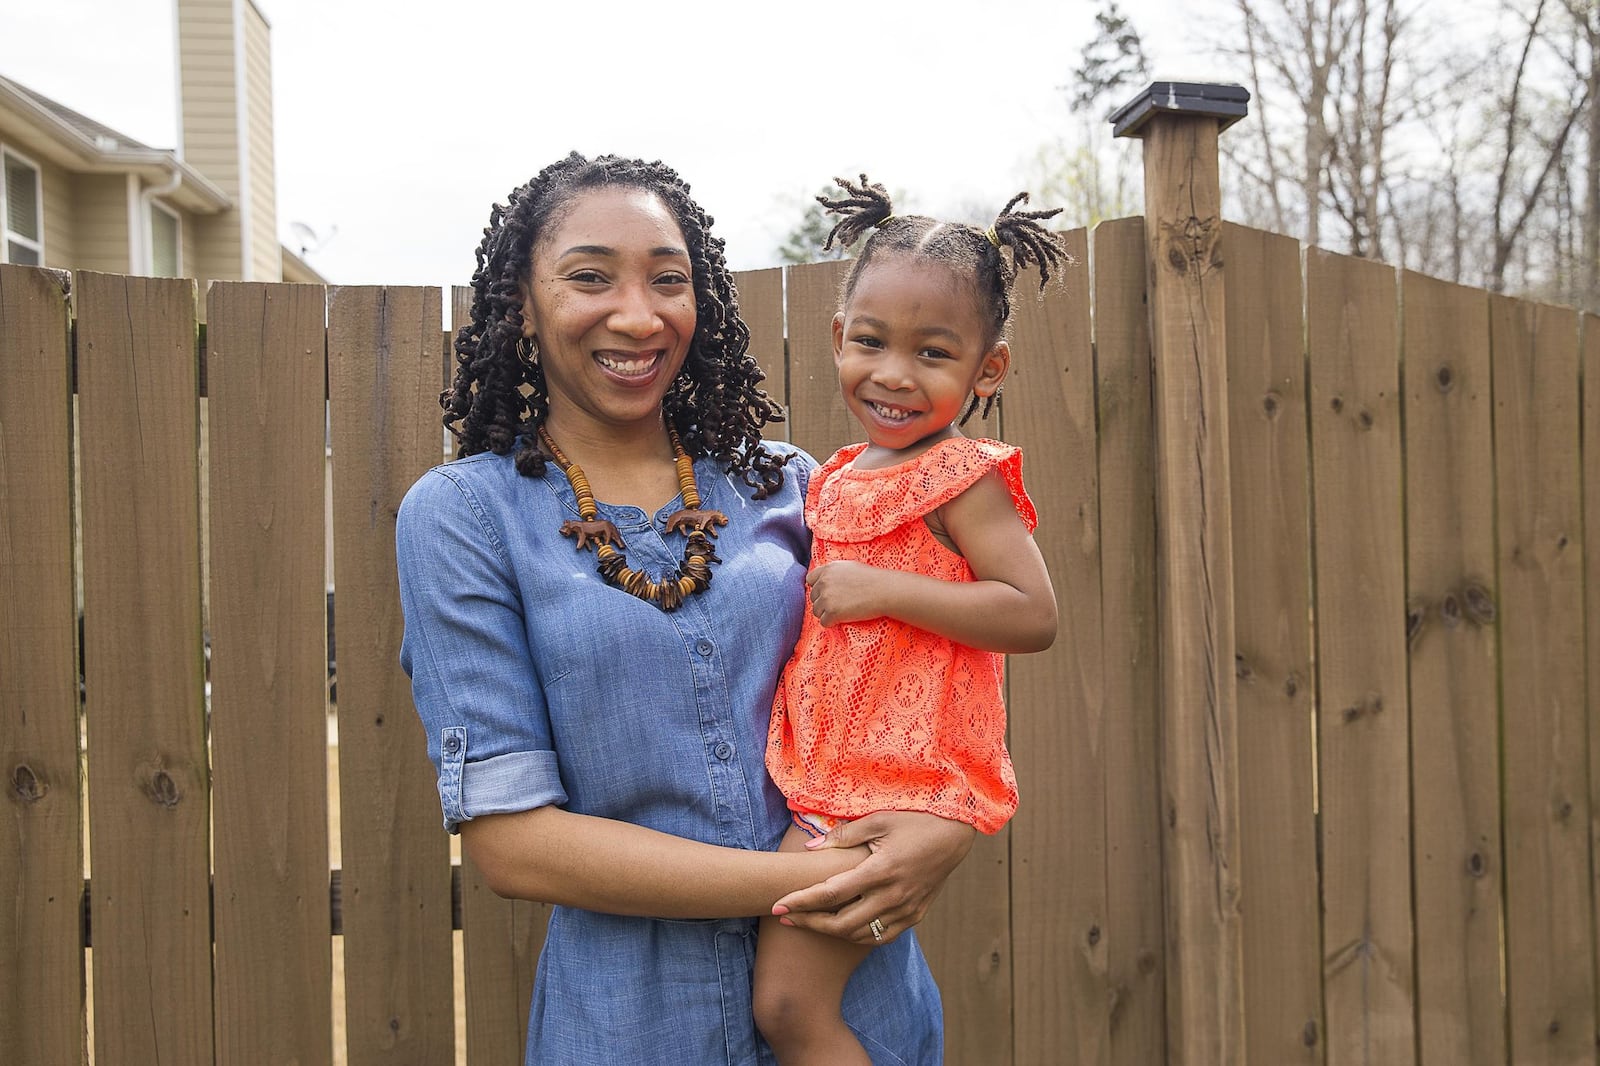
[461,804,867,919]
[463,805,974,946]
[804,470,1058,653]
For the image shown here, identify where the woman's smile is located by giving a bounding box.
[595,348,668,379]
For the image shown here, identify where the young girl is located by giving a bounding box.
[753,176,1068,1064]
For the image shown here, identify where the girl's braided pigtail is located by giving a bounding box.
[989,191,1072,291]
[817,174,895,251]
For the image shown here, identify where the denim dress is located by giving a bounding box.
[395,441,944,1065]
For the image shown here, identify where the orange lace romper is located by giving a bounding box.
[766,436,1036,835]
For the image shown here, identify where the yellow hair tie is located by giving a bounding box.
[875,214,895,229]
[985,226,1001,249]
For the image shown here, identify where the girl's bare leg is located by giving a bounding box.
[753,824,873,1065]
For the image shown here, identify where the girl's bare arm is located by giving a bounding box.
[805,470,1057,653]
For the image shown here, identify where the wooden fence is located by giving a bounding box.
[4,118,1600,1065]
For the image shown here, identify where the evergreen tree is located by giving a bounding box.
[775,187,857,265]
[1073,2,1151,116]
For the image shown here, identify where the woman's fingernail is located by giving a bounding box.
[771,904,789,916]
[804,836,825,849]
[779,917,795,927]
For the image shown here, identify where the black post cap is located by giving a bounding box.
[1109,82,1251,138]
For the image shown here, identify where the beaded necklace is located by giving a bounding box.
[539,425,728,612]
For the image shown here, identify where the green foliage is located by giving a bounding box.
[1020,138,1141,231]
[1009,0,1148,230]
[1072,1,1150,116]
[776,187,856,265]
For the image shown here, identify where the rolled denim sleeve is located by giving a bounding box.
[397,467,567,832]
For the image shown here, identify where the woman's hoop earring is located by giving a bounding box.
[517,336,539,366]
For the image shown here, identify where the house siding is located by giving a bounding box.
[244,3,278,281]
[69,173,131,275]
[181,205,199,281]
[178,0,243,287]
[39,154,74,268]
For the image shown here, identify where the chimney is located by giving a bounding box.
[175,0,280,285]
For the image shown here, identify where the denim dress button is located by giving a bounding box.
[713,742,733,760]
[695,639,714,657]
[443,735,461,754]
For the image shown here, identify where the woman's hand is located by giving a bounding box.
[769,811,976,944]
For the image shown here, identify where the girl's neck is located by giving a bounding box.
[852,424,961,471]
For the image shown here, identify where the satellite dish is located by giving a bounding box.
[289,221,336,256]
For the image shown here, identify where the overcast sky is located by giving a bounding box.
[0,0,1222,286]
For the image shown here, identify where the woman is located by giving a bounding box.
[395,153,973,1065]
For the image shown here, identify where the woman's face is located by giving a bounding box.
[522,186,697,441]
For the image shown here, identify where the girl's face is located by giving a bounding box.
[831,255,1009,455]
[521,186,697,441]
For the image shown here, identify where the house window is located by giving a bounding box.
[150,202,180,277]
[3,149,43,266]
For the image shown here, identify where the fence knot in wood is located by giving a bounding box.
[1340,693,1384,723]
[1158,214,1222,278]
[1409,581,1497,646]
[11,763,47,803]
[138,758,186,809]
[1461,581,1495,624]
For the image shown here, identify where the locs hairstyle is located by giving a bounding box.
[442,152,790,497]
[817,174,1074,423]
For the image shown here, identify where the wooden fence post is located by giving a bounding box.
[1109,81,1250,1065]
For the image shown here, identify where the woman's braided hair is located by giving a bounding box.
[443,152,790,497]
[818,174,1073,423]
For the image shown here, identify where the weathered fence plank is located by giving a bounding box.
[450,285,544,1064]
[738,266,787,438]
[921,334,1009,1066]
[328,286,456,1064]
[1092,215,1166,1066]
[782,258,852,461]
[1400,272,1505,1066]
[1586,314,1600,1059]
[0,265,83,1066]
[1139,113,1246,1063]
[76,270,213,1065]
[1224,224,1322,1065]
[1008,228,1109,1066]
[207,281,334,1065]
[1305,250,1416,1065]
[1491,295,1595,1066]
